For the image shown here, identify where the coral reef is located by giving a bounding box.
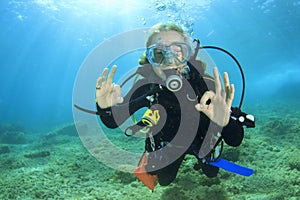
[0,145,10,154]
[0,131,27,144]
[0,123,25,134]
[287,152,300,171]
[44,123,80,140]
[0,102,299,199]
[24,151,51,159]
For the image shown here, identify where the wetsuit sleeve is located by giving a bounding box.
[221,118,244,147]
[96,105,119,128]
[96,80,150,128]
[221,107,250,147]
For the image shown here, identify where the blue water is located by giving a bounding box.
[0,0,299,132]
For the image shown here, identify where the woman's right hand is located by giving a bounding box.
[96,65,124,108]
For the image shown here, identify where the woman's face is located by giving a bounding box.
[148,30,190,80]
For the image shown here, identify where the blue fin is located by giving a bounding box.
[208,158,254,176]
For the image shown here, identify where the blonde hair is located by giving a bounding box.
[139,22,192,65]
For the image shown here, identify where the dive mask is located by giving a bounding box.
[147,42,191,67]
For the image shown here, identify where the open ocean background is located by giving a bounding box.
[1,0,299,132]
[0,0,299,199]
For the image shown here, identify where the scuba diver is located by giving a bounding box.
[94,23,255,191]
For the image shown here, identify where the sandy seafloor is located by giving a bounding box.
[1,101,299,200]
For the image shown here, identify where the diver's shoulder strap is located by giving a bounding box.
[136,64,153,77]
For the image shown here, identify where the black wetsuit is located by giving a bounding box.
[97,64,244,186]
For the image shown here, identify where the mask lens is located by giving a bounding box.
[147,42,190,66]
[153,48,164,65]
[147,45,163,66]
[171,43,190,63]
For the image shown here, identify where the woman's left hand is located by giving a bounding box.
[195,67,235,127]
